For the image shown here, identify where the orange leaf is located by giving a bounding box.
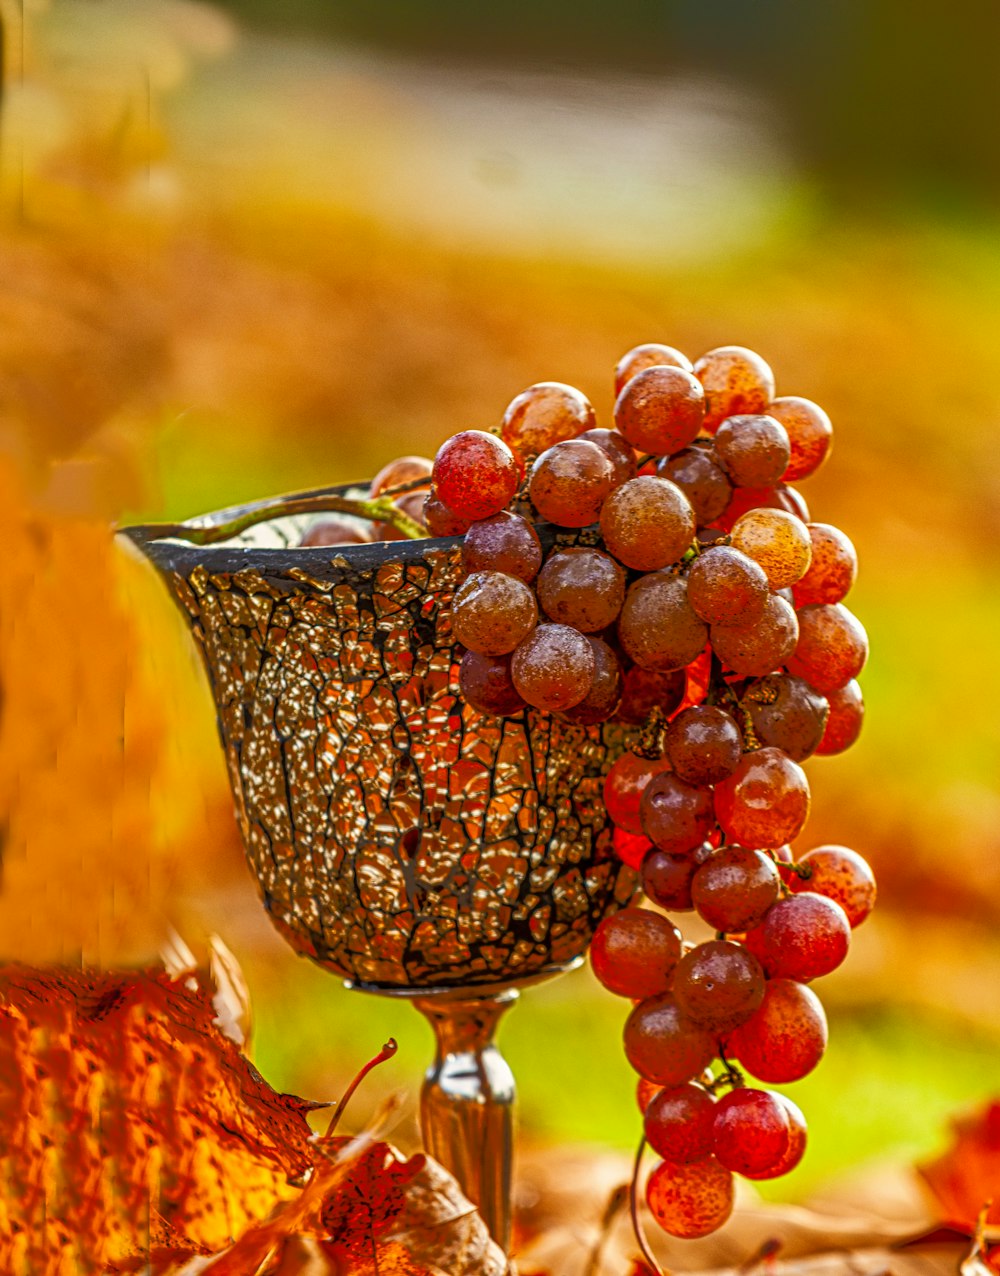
[919,1100,1000,1233]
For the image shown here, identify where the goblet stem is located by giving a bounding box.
[412,990,518,1252]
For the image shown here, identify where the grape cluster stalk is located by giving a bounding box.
[300,342,874,1245]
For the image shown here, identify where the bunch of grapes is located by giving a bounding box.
[301,342,875,1242]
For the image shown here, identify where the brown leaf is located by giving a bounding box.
[918,1100,1000,1233]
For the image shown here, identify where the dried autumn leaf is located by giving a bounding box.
[0,964,315,1276]
[919,1100,1000,1232]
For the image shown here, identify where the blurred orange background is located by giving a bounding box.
[1,0,999,1200]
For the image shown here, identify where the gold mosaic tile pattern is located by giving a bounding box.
[165,535,635,989]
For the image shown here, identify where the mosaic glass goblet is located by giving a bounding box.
[121,484,635,1249]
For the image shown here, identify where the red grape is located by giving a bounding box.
[433,430,521,520]
[604,751,674,835]
[623,993,716,1086]
[614,365,705,455]
[768,395,833,482]
[726,978,828,1083]
[563,636,623,725]
[369,454,433,497]
[712,1088,790,1176]
[691,845,780,933]
[720,483,811,530]
[815,679,864,754]
[743,1095,807,1179]
[536,547,626,631]
[458,650,526,717]
[641,772,717,855]
[301,518,371,546]
[615,666,687,726]
[666,705,742,787]
[791,846,876,927]
[510,623,595,711]
[462,511,543,582]
[590,907,682,999]
[730,508,812,590]
[641,843,713,911]
[710,594,799,678]
[600,475,696,571]
[787,603,868,693]
[792,523,858,607]
[646,1157,734,1238]
[672,940,765,1032]
[645,1083,717,1163]
[745,893,850,981]
[529,438,614,527]
[745,673,829,762]
[618,574,707,671]
[686,545,769,626]
[579,427,638,486]
[713,415,790,488]
[613,827,654,870]
[423,491,472,536]
[714,747,810,849]
[693,346,775,433]
[501,381,595,458]
[637,1076,664,1114]
[615,342,693,395]
[658,445,733,525]
[451,571,538,656]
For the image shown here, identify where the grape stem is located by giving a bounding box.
[320,1038,399,1141]
[629,1135,668,1276]
[379,475,432,498]
[143,492,428,546]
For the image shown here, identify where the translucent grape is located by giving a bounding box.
[744,893,850,981]
[712,1088,790,1176]
[730,508,812,590]
[768,395,833,482]
[600,475,696,572]
[641,843,713,911]
[451,571,538,656]
[615,342,693,395]
[693,346,775,433]
[529,438,614,527]
[791,845,877,927]
[563,636,623,725]
[793,524,858,607]
[745,673,829,762]
[787,603,869,693]
[658,445,733,526]
[691,845,780,933]
[458,650,526,717]
[673,940,765,1033]
[369,454,433,497]
[686,546,769,626]
[640,772,716,855]
[433,430,521,521]
[510,622,596,711]
[616,666,687,726]
[742,1095,807,1179]
[815,679,864,755]
[501,381,596,458]
[726,979,828,1084]
[301,518,372,547]
[646,1157,734,1239]
[604,751,674,835]
[536,547,626,632]
[423,491,472,537]
[623,993,716,1086]
[714,747,810,849]
[375,489,430,541]
[614,365,705,456]
[720,483,811,531]
[462,511,543,582]
[645,1083,716,1163]
[666,705,742,787]
[579,427,638,487]
[713,415,790,489]
[618,574,707,671]
[710,594,799,678]
[590,907,682,1000]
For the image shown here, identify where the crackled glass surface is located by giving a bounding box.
[137,495,635,989]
